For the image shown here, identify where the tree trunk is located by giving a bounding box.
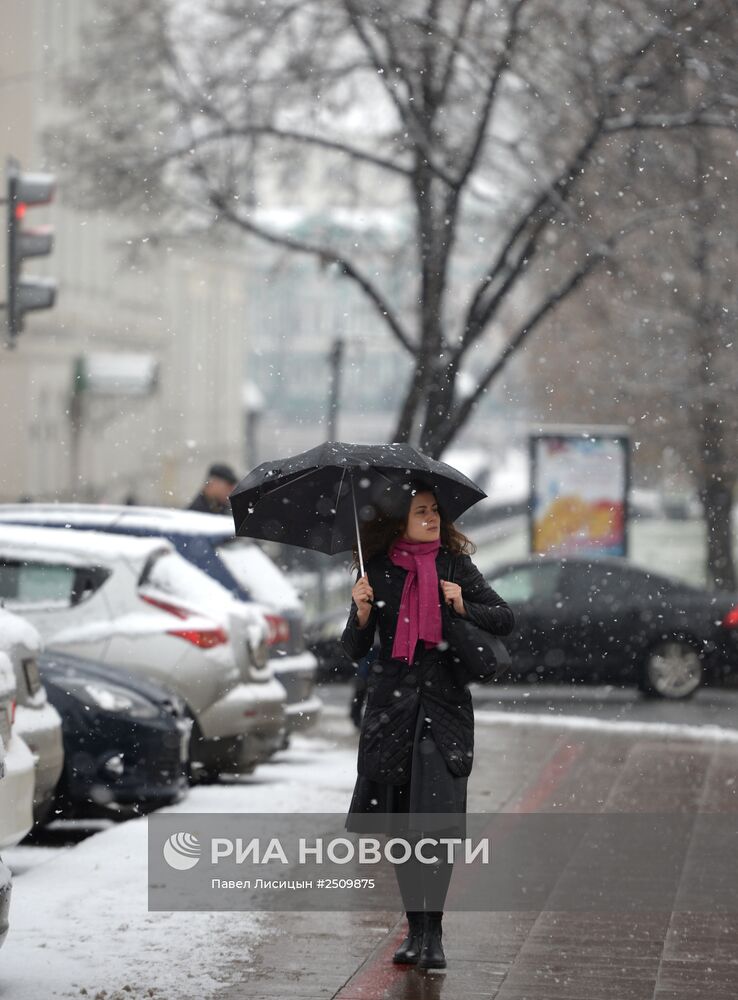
[696,374,736,591]
[395,153,452,449]
[700,440,736,592]
[691,138,736,591]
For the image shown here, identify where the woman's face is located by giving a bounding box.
[401,490,441,542]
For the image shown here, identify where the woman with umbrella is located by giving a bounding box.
[341,480,515,971]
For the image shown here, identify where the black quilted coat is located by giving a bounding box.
[341,544,515,785]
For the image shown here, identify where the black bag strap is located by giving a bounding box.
[442,553,456,612]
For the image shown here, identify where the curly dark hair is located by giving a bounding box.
[350,480,476,571]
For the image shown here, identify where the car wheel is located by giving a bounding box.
[639,638,703,699]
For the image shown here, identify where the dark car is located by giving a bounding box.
[487,556,738,699]
[39,651,191,819]
[305,607,356,682]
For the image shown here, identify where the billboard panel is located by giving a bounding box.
[529,431,630,557]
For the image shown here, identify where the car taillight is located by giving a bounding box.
[166,627,228,649]
[723,607,738,628]
[140,593,190,619]
[264,614,291,646]
[10,700,16,726]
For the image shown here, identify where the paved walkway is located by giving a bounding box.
[222,710,738,999]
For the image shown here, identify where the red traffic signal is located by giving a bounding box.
[5,157,57,344]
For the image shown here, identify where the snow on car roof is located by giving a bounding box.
[0,505,302,608]
[0,523,173,565]
[0,503,235,536]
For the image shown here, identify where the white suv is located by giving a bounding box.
[0,525,287,779]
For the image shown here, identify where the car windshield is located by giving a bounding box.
[140,549,234,617]
[216,538,300,610]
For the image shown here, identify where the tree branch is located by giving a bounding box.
[453,0,531,193]
[340,0,458,187]
[604,109,737,132]
[135,123,414,178]
[435,0,475,104]
[210,194,416,355]
[458,123,603,360]
[454,2,729,369]
[438,250,609,451]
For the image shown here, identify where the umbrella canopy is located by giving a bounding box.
[229,441,486,575]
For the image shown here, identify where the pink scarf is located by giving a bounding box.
[388,537,442,663]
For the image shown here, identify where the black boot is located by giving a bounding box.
[392,911,424,964]
[418,912,446,970]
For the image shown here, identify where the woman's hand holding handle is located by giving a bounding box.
[352,574,374,628]
[440,579,466,617]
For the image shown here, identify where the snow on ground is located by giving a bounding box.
[0,731,359,1000]
[473,708,738,744]
[171,732,358,816]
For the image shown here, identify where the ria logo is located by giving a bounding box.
[163,832,202,870]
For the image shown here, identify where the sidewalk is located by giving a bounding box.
[220,708,738,1000]
[218,891,738,999]
[5,705,738,999]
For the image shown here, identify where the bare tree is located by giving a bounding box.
[54,0,737,457]
[520,111,738,589]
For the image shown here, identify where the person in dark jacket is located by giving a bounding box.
[187,463,238,515]
[341,481,514,971]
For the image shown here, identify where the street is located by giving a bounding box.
[4,680,738,999]
[3,0,738,995]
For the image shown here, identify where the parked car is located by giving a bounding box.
[0,652,35,847]
[0,525,287,779]
[0,649,36,952]
[487,555,738,699]
[40,650,190,818]
[305,607,356,682]
[0,505,322,738]
[0,653,15,952]
[0,850,8,952]
[0,609,64,824]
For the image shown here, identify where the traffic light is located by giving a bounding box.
[5,156,57,345]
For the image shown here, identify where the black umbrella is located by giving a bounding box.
[229,441,486,576]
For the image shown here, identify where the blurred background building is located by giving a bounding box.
[0,0,532,505]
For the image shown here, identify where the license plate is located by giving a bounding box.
[23,658,42,697]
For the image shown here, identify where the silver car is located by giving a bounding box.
[0,655,13,951]
[0,526,287,779]
[0,609,64,824]
[0,505,322,741]
[0,652,37,951]
[0,853,9,952]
